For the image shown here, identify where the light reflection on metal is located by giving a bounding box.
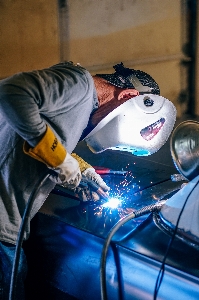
[170,120,199,180]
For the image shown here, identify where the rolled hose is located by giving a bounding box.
[100,200,166,300]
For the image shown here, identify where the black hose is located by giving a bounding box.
[9,172,50,300]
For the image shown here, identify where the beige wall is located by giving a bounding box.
[67,0,183,116]
[0,0,193,117]
[0,0,60,78]
[68,0,181,66]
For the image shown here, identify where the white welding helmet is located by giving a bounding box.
[84,94,176,156]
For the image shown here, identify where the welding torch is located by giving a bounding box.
[53,174,109,201]
[80,174,109,201]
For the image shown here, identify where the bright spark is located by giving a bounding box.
[102,197,121,208]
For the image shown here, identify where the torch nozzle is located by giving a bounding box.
[95,187,110,200]
[80,175,109,201]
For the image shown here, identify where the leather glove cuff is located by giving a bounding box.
[23,125,66,168]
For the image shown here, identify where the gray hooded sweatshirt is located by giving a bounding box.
[0,62,98,244]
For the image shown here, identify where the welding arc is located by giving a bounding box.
[100,200,166,300]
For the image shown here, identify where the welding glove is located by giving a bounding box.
[23,125,81,189]
[71,153,110,201]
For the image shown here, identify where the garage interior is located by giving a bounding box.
[1,1,199,299]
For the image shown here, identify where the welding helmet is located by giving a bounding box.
[84,93,176,156]
[96,62,160,95]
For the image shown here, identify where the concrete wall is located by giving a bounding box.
[66,0,184,115]
[0,0,192,116]
[68,0,181,67]
[0,0,60,78]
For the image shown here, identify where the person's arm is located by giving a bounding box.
[0,69,50,145]
[0,77,81,188]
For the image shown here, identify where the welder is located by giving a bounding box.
[0,61,171,299]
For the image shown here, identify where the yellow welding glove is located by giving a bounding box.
[23,126,81,189]
[71,153,110,201]
[71,153,92,173]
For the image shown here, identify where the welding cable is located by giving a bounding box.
[153,178,199,300]
[9,171,51,300]
[100,200,166,300]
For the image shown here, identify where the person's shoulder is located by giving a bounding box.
[49,61,91,78]
[49,61,88,73]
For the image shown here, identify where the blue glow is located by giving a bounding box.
[102,197,122,208]
[132,149,150,156]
